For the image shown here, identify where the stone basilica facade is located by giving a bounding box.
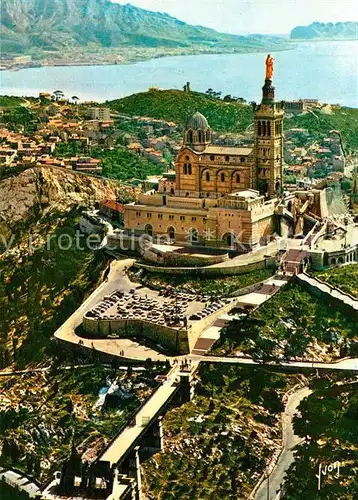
[124,69,285,250]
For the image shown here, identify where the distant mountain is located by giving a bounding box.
[291,22,358,40]
[0,0,288,55]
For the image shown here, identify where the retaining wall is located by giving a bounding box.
[83,317,189,353]
[135,257,276,277]
[294,273,358,320]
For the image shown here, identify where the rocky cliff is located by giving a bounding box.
[0,166,133,236]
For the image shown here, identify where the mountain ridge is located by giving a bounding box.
[1,0,288,55]
[290,21,358,40]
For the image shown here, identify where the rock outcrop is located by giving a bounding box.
[0,166,134,233]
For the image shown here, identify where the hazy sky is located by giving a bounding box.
[114,0,358,34]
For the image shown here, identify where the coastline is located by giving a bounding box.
[1,44,294,72]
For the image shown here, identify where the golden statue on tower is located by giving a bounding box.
[265,54,274,80]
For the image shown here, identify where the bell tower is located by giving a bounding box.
[253,55,285,199]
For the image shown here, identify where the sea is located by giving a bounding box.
[1,41,358,107]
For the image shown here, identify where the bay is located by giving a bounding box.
[1,41,357,107]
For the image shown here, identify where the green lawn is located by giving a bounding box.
[313,264,358,299]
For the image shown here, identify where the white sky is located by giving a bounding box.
[113,0,358,34]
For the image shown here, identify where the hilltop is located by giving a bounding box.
[108,89,358,151]
[1,0,288,58]
[291,22,358,41]
[108,89,254,133]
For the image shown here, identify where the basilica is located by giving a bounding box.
[124,57,286,250]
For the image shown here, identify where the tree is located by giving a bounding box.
[71,95,80,105]
[52,90,65,101]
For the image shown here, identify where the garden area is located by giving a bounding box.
[133,267,274,297]
[142,363,301,500]
[282,373,358,499]
[213,283,357,361]
[313,264,358,299]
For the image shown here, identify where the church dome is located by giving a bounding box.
[186,111,209,130]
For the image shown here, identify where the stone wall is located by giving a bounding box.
[83,317,189,353]
[294,273,358,320]
[83,300,235,354]
[142,247,229,267]
[135,256,276,277]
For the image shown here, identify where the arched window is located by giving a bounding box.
[267,122,271,137]
[188,164,192,175]
[170,188,174,195]
[144,224,153,237]
[225,156,230,162]
[263,122,267,136]
[206,171,210,182]
[188,131,193,143]
[188,228,199,244]
[258,121,262,136]
[236,174,240,183]
[167,226,175,240]
[221,173,225,182]
[210,155,215,161]
[240,157,245,163]
[198,131,203,142]
[183,164,187,175]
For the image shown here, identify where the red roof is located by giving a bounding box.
[100,199,125,213]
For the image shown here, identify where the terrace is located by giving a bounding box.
[84,287,230,332]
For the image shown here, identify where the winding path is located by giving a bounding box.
[54,259,358,372]
[255,387,312,500]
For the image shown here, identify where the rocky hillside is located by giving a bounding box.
[0,166,134,368]
[1,0,288,54]
[291,21,358,40]
[0,166,133,237]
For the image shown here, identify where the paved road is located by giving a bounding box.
[53,259,358,372]
[54,259,168,361]
[255,387,312,500]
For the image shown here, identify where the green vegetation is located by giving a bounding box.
[0,96,26,108]
[142,363,298,499]
[110,89,358,152]
[0,481,29,500]
[214,283,357,360]
[108,90,254,133]
[1,106,38,133]
[282,374,358,499]
[92,145,165,181]
[0,365,145,482]
[136,268,274,297]
[0,209,109,369]
[313,264,358,299]
[286,107,358,153]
